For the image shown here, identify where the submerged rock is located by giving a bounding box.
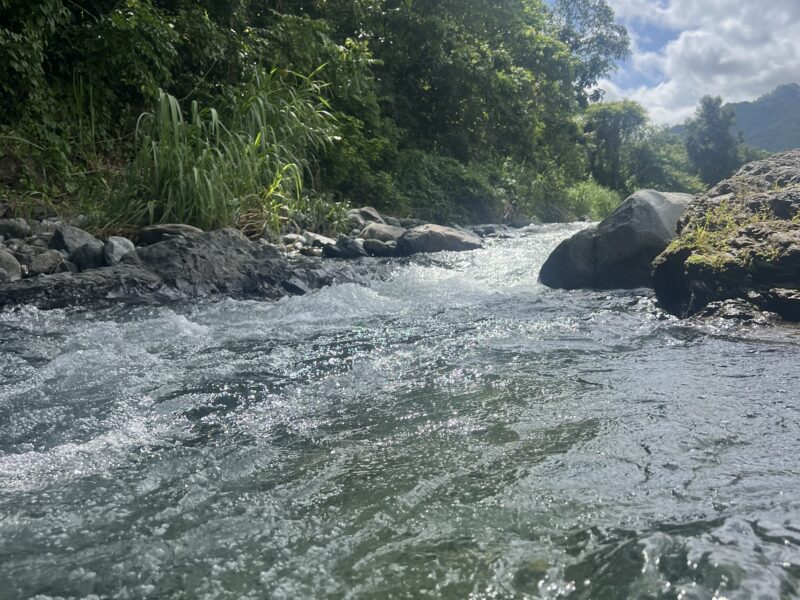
[396,224,483,255]
[653,150,800,321]
[539,190,693,289]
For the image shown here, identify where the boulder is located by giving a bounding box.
[322,237,368,259]
[539,190,693,289]
[347,207,385,229]
[384,216,403,227]
[104,236,136,266]
[359,222,407,243]
[70,240,106,271]
[49,225,99,254]
[363,239,397,257]
[0,218,31,239]
[396,224,483,255]
[137,223,203,245]
[0,247,22,281]
[653,151,800,321]
[29,250,68,276]
[0,229,367,310]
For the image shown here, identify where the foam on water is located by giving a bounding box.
[2,223,800,599]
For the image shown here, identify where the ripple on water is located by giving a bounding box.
[1,223,800,599]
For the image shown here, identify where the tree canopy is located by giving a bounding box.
[0,0,709,231]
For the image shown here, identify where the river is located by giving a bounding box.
[2,224,800,599]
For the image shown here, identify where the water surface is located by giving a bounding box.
[2,224,800,599]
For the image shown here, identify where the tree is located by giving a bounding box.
[685,96,740,186]
[550,0,630,102]
[583,100,647,191]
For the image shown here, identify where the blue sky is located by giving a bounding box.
[600,0,800,124]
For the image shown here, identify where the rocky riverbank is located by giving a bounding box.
[653,150,800,321]
[0,207,503,310]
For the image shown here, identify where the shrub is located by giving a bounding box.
[565,180,622,221]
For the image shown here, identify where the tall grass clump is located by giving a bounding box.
[564,180,622,221]
[109,69,345,236]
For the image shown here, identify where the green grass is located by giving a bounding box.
[564,180,622,221]
[105,69,348,238]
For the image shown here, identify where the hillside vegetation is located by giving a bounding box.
[729,84,800,153]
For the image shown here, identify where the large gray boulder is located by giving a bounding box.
[653,150,800,320]
[49,225,99,254]
[396,224,483,255]
[539,190,693,289]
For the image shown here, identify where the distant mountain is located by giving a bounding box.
[672,83,800,153]
[728,83,800,152]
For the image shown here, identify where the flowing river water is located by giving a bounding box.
[2,224,800,599]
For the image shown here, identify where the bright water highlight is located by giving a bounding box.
[2,224,800,599]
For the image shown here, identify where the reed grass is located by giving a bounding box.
[108,69,346,236]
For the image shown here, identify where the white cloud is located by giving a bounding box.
[602,0,800,124]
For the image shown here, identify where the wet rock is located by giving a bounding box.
[0,247,22,281]
[49,224,99,254]
[104,236,136,266]
[397,224,483,255]
[653,149,800,321]
[29,249,68,276]
[363,239,397,257]
[0,218,31,240]
[0,229,362,310]
[137,223,203,245]
[539,190,693,289]
[322,237,368,259]
[70,240,106,271]
[0,269,7,284]
[473,224,511,238]
[359,222,406,243]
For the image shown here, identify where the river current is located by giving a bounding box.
[2,224,800,599]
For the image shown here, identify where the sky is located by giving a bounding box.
[599,0,800,124]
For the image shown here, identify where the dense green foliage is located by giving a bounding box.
[0,0,711,232]
[583,100,703,197]
[685,96,741,187]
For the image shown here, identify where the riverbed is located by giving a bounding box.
[2,223,799,599]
